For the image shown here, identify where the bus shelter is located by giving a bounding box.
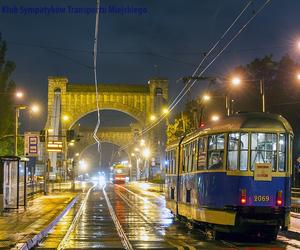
[0,156,29,211]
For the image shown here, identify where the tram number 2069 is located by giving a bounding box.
[254,195,270,202]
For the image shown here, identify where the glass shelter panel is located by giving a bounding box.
[3,161,18,209]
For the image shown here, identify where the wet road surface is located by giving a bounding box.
[36,183,300,249]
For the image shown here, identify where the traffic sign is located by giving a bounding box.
[24,132,40,157]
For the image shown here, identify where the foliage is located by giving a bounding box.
[166,54,300,148]
[0,34,16,155]
[166,114,192,144]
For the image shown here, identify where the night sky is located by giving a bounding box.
[1,0,300,169]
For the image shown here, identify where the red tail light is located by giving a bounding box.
[240,189,247,205]
[276,190,283,206]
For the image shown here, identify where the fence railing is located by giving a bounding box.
[26,181,86,198]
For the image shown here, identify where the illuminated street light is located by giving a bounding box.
[30,104,40,113]
[79,160,87,170]
[202,94,211,101]
[15,91,24,99]
[162,108,169,114]
[211,115,220,122]
[63,115,69,122]
[150,115,156,121]
[143,148,151,158]
[232,77,241,86]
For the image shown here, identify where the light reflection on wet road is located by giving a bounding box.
[36,184,300,249]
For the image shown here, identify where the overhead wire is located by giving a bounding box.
[118,0,272,152]
[92,0,102,165]
[167,0,253,110]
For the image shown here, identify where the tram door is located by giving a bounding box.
[3,160,18,209]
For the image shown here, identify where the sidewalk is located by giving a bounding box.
[0,192,78,249]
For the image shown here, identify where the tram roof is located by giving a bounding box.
[167,112,293,148]
[198,112,292,137]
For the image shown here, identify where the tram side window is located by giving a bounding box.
[240,133,249,171]
[172,150,177,174]
[278,134,286,172]
[251,133,277,171]
[166,152,170,174]
[197,137,207,170]
[183,145,188,172]
[227,133,239,170]
[192,140,197,171]
[208,134,224,169]
[188,143,193,172]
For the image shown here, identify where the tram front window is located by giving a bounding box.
[250,133,277,171]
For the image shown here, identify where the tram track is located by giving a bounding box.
[103,184,133,250]
[36,182,298,249]
[113,185,198,250]
[116,184,298,250]
[57,185,95,250]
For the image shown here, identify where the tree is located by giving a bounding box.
[0,33,16,155]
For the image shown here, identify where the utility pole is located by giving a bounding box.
[260,79,265,112]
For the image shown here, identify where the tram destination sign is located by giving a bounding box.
[254,163,272,181]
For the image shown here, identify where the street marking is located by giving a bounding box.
[103,185,133,250]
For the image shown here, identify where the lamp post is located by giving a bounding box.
[131,152,141,181]
[14,104,40,156]
[14,105,26,155]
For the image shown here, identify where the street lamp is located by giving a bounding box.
[14,105,26,155]
[143,148,151,158]
[150,115,156,121]
[231,77,241,86]
[79,159,87,171]
[30,104,40,113]
[15,91,24,99]
[63,115,69,122]
[202,94,211,102]
[162,108,169,115]
[211,114,220,122]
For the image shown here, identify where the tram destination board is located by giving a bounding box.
[254,163,272,181]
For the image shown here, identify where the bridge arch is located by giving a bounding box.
[46,76,168,130]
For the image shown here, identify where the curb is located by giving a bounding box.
[280,230,300,240]
[11,194,80,250]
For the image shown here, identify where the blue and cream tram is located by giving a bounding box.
[165,112,293,240]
